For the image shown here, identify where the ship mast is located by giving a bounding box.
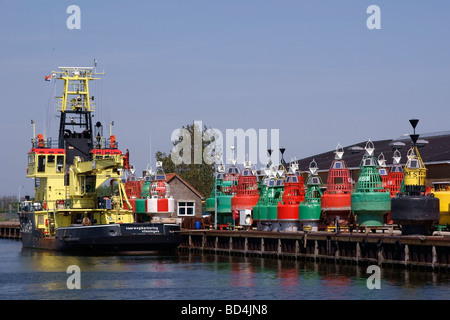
[53,67,103,166]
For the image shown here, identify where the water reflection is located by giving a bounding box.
[1,239,450,300]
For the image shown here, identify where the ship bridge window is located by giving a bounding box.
[379,169,388,175]
[37,155,46,172]
[46,155,55,169]
[56,155,64,173]
[242,169,252,176]
[28,154,35,165]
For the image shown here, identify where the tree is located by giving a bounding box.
[156,122,218,199]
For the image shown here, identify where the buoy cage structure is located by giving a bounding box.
[299,160,323,231]
[145,162,175,222]
[277,163,305,232]
[231,160,259,227]
[351,140,391,227]
[206,156,240,226]
[321,144,353,227]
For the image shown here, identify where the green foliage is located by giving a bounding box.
[97,180,119,197]
[156,122,216,198]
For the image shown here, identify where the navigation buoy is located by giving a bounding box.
[351,140,391,227]
[321,143,353,228]
[391,119,440,235]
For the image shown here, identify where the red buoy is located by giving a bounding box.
[321,144,353,227]
[231,161,259,212]
[277,163,305,231]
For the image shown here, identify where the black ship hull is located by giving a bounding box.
[19,212,181,253]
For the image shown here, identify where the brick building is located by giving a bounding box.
[165,173,204,220]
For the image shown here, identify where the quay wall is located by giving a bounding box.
[0,221,21,240]
[179,229,450,270]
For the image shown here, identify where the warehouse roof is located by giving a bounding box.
[293,131,450,173]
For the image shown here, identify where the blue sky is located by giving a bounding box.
[1,1,450,197]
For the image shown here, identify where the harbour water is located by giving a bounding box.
[0,238,449,301]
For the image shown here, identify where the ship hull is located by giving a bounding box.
[19,212,181,253]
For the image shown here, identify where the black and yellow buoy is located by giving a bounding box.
[391,119,440,235]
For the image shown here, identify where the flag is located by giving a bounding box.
[44,74,52,81]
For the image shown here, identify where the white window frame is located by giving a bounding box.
[177,201,195,216]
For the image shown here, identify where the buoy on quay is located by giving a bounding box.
[231,160,259,228]
[299,159,323,231]
[391,119,440,236]
[277,162,305,232]
[252,149,274,231]
[351,140,391,227]
[206,147,240,226]
[321,143,353,229]
[266,167,285,232]
[146,162,176,222]
[131,167,153,222]
[253,149,286,231]
[378,153,389,192]
[383,150,404,224]
[387,150,404,198]
[252,173,269,231]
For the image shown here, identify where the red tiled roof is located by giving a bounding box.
[165,173,204,199]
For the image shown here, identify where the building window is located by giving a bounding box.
[178,201,195,216]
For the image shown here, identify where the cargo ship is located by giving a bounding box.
[19,66,181,252]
